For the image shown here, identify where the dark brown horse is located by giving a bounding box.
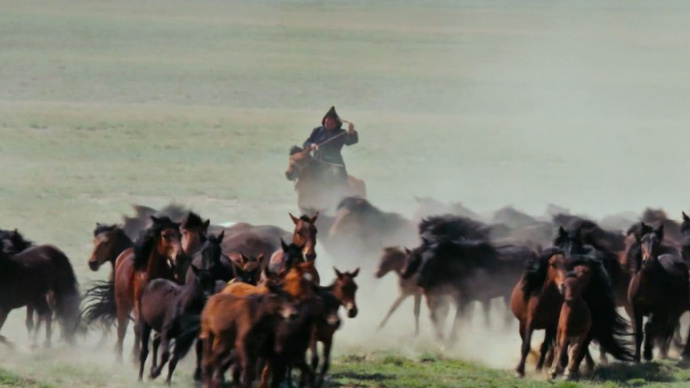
[82,216,182,362]
[0,228,52,344]
[0,244,81,347]
[309,267,359,388]
[549,265,593,380]
[285,146,366,214]
[375,247,423,335]
[327,197,418,267]
[137,266,216,385]
[185,231,234,287]
[628,225,690,362]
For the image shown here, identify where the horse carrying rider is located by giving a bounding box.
[303,106,358,182]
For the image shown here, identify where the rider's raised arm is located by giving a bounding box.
[303,128,320,149]
[344,129,358,146]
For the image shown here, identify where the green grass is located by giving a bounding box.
[2,0,690,387]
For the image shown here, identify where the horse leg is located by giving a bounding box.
[481,299,492,328]
[0,309,14,348]
[201,335,214,387]
[378,293,409,331]
[296,358,314,388]
[194,339,204,382]
[549,329,566,379]
[42,307,52,348]
[643,320,655,361]
[413,294,422,337]
[115,303,130,363]
[515,320,533,378]
[165,333,195,386]
[632,309,644,363]
[316,336,332,388]
[310,337,320,373]
[427,296,445,341]
[132,318,142,363]
[137,322,151,382]
[537,326,555,371]
[25,305,35,343]
[564,336,585,381]
[583,348,595,373]
[150,334,162,378]
[448,296,469,346]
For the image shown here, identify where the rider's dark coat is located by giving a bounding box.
[303,106,358,168]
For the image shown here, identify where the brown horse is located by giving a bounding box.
[200,286,297,388]
[0,244,81,347]
[83,216,182,362]
[510,248,569,377]
[88,223,134,278]
[310,267,359,388]
[549,265,592,380]
[375,247,423,335]
[285,146,366,214]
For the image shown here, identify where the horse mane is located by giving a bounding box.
[289,145,303,156]
[0,228,34,254]
[567,256,633,361]
[132,216,179,271]
[93,224,118,237]
[418,215,489,243]
[520,246,562,300]
[182,212,205,229]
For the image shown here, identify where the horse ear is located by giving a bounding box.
[656,224,665,240]
[239,253,249,264]
[281,238,289,251]
[150,215,162,223]
[203,219,210,231]
[256,253,265,266]
[191,264,200,275]
[404,247,411,255]
[558,226,567,238]
[217,230,225,242]
[351,267,360,278]
[96,222,102,227]
[334,267,343,279]
[289,213,300,225]
[311,212,319,223]
[683,212,690,222]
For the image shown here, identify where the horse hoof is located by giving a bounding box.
[514,370,525,378]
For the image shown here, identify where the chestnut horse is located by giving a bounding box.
[82,216,182,362]
[510,247,569,377]
[549,265,592,380]
[285,146,366,214]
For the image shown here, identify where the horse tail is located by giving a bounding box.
[81,280,117,333]
[48,246,82,344]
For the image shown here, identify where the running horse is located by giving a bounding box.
[82,216,182,362]
[285,146,366,214]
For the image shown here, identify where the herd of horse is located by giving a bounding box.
[3,194,690,385]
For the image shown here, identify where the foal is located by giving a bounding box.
[550,265,592,380]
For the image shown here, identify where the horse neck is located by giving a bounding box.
[112,233,134,264]
[146,248,174,280]
[179,281,205,314]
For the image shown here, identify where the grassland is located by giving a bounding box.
[3,0,690,386]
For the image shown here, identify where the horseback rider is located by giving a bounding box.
[303,106,358,183]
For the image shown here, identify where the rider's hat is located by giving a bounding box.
[322,106,343,129]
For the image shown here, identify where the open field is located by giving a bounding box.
[3,0,690,386]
